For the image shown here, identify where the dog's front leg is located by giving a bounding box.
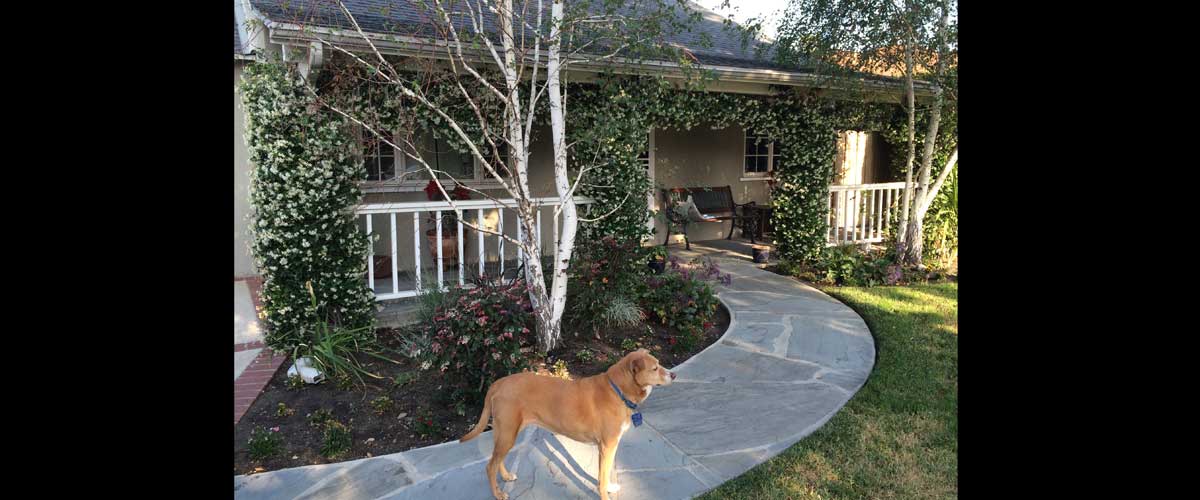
[597,440,620,500]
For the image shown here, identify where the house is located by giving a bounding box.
[233,0,930,299]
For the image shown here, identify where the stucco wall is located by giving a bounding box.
[234,61,258,278]
[650,124,771,244]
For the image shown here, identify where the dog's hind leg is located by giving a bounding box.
[486,412,521,500]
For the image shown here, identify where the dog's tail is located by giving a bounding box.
[459,383,494,443]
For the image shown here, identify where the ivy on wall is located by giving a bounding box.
[239,55,951,348]
[570,75,865,263]
[240,63,376,347]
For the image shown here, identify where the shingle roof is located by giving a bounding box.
[246,0,791,71]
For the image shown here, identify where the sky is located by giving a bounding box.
[695,0,791,40]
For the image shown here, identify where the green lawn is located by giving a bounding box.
[699,282,958,500]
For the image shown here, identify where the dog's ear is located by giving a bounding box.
[630,354,646,373]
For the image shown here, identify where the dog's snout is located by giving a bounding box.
[669,371,677,380]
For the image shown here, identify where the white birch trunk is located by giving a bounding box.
[902,0,952,266]
[545,0,575,346]
[897,39,916,248]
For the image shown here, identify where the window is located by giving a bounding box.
[358,127,510,191]
[744,129,780,178]
[425,135,474,180]
[362,131,397,181]
[482,143,511,179]
[638,129,654,171]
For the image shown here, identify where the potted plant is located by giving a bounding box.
[646,245,667,274]
[423,180,471,265]
[752,245,770,263]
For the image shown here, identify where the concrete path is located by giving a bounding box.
[236,278,287,424]
[235,280,264,380]
[234,251,875,500]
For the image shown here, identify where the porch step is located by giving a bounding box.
[374,298,421,329]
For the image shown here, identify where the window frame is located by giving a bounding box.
[357,127,508,193]
[741,129,779,182]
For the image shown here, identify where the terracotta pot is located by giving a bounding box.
[425,230,459,264]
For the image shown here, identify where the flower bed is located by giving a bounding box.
[232,303,728,475]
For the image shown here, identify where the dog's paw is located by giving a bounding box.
[501,472,517,482]
[494,492,509,500]
[606,483,621,493]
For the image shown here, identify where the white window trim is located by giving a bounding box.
[742,129,777,181]
[357,128,509,193]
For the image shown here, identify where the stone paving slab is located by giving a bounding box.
[640,381,847,457]
[674,344,821,384]
[785,315,876,373]
[235,249,875,500]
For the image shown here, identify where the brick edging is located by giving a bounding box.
[235,348,287,425]
[234,340,266,352]
[235,275,276,425]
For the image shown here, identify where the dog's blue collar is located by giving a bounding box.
[608,377,643,427]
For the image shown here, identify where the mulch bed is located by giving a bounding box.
[232,304,730,476]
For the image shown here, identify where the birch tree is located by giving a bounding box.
[774,0,958,266]
[267,0,698,352]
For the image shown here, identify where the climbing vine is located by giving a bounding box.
[239,63,376,348]
[570,74,871,263]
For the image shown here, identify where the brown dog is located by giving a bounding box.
[460,348,676,500]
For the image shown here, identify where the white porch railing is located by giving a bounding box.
[355,196,594,301]
[828,182,909,245]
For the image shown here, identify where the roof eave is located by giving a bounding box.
[261,19,937,98]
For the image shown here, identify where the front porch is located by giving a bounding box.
[352,120,907,302]
[356,180,908,302]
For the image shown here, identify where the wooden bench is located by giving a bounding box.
[660,186,758,249]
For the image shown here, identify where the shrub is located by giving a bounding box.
[567,236,652,335]
[320,420,352,458]
[307,408,334,428]
[412,409,440,438]
[599,295,645,330]
[274,403,295,418]
[923,168,958,271]
[641,257,729,351]
[290,282,392,388]
[391,371,418,388]
[416,279,537,405]
[782,244,914,287]
[239,62,375,349]
[550,359,571,379]
[370,396,394,415]
[247,427,282,460]
[414,283,462,326]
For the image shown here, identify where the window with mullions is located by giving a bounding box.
[362,131,397,181]
[744,129,780,176]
